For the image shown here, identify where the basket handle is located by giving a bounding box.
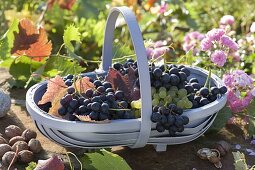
[102,6,152,148]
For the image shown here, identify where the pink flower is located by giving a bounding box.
[229,99,243,113]
[223,74,234,87]
[183,31,204,55]
[146,41,169,60]
[250,22,255,33]
[146,48,154,59]
[251,89,255,96]
[200,38,212,51]
[210,50,227,67]
[230,52,241,62]
[220,15,235,25]
[220,35,238,51]
[207,28,225,41]
[159,3,168,14]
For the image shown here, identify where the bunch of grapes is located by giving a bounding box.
[151,104,189,136]
[58,76,134,121]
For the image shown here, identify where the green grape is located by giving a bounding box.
[170,86,178,92]
[134,100,142,109]
[159,100,165,106]
[159,87,167,92]
[184,100,193,109]
[153,93,160,100]
[182,96,189,101]
[173,97,180,104]
[177,100,185,109]
[178,89,188,98]
[152,98,159,106]
[168,90,176,97]
[134,110,141,118]
[151,87,156,95]
[159,90,167,98]
[165,95,172,103]
[131,101,136,108]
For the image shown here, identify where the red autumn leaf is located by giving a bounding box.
[127,67,141,101]
[74,77,95,93]
[38,75,67,105]
[11,19,52,61]
[75,115,111,124]
[48,0,76,10]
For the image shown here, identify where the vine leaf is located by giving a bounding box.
[48,88,67,117]
[105,67,140,101]
[48,0,76,10]
[11,19,52,61]
[38,75,67,105]
[33,155,65,170]
[75,76,95,93]
[75,115,110,123]
[63,24,81,52]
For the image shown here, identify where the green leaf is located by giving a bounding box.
[209,106,232,132]
[63,25,81,52]
[248,100,255,136]
[81,149,131,170]
[232,151,248,170]
[9,56,44,88]
[25,162,37,170]
[43,55,84,77]
[0,19,19,60]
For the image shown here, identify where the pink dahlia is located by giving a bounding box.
[220,15,235,25]
[210,50,227,67]
[200,38,212,51]
[220,35,238,51]
[206,28,225,41]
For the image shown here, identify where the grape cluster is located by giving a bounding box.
[151,104,189,136]
[58,77,134,121]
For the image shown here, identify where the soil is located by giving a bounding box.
[0,68,255,170]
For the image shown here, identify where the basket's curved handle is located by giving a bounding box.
[102,6,152,148]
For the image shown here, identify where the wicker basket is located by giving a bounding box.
[26,6,227,152]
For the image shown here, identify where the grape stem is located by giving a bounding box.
[204,68,212,89]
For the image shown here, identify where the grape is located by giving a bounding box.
[58,107,66,116]
[106,94,115,101]
[177,100,185,109]
[78,105,87,113]
[153,80,162,88]
[179,72,187,82]
[68,114,77,121]
[153,93,160,100]
[102,81,112,89]
[153,106,159,112]
[159,87,167,92]
[169,67,179,74]
[167,115,175,126]
[178,89,187,98]
[168,90,176,97]
[151,112,161,123]
[165,95,172,103]
[131,101,136,108]
[158,106,167,115]
[199,87,209,97]
[119,101,128,108]
[177,126,184,132]
[170,86,178,92]
[113,63,123,70]
[211,87,220,95]
[101,103,109,113]
[159,91,167,98]
[191,83,201,90]
[184,100,193,109]
[69,99,78,109]
[168,129,176,136]
[97,86,106,93]
[60,98,66,105]
[153,68,163,78]
[168,104,177,111]
[161,73,170,83]
[100,94,107,101]
[175,116,184,127]
[91,96,101,103]
[65,80,72,86]
[66,74,74,80]
[189,78,199,83]
[170,74,180,86]
[91,102,101,111]
[93,80,102,87]
[173,97,180,103]
[89,111,99,120]
[178,65,185,69]
[175,107,183,115]
[83,99,90,106]
[123,111,135,119]
[99,112,109,120]
[192,100,199,108]
[194,96,201,102]
[85,89,93,98]
[152,99,159,106]
[105,88,114,93]
[208,94,217,102]
[161,114,168,124]
[67,87,75,94]
[132,100,142,108]
[185,85,194,94]
[156,123,165,132]
[180,67,190,77]
[151,87,157,95]
[78,97,85,104]
[182,116,189,125]
[187,94,195,101]
[67,107,74,113]
[200,98,209,106]
[219,86,227,94]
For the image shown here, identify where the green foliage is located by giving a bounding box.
[81,149,131,170]
[232,151,249,170]
[25,161,37,170]
[0,19,19,60]
[209,106,232,132]
[248,100,255,136]
[63,25,81,52]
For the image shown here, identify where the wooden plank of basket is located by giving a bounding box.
[102,6,152,148]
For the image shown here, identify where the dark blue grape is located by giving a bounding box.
[105,88,114,93]
[67,107,74,113]
[102,82,112,89]
[177,126,184,132]
[83,99,90,106]
[89,111,99,120]
[91,102,101,111]
[180,67,190,77]
[187,94,195,101]
[169,67,179,75]
[191,83,201,90]
[208,94,217,102]
[168,104,177,111]
[99,112,109,120]
[170,74,180,86]
[123,111,135,119]
[60,98,66,105]
[58,107,66,116]
[161,114,168,124]
[79,105,87,113]
[161,73,170,83]
[87,103,92,110]
[91,96,101,103]
[151,112,162,123]
[199,87,209,97]
[66,74,73,80]
[156,123,165,132]
[153,80,162,88]
[100,94,107,101]
[192,100,199,108]
[101,103,109,113]
[219,86,227,94]
[189,78,199,83]
[181,116,189,125]
[179,72,187,82]
[106,94,115,102]
[113,63,123,70]
[194,96,201,102]
[185,85,194,94]
[115,90,124,100]
[64,94,72,102]
[78,97,85,104]
[211,87,220,95]
[68,114,77,121]
[175,116,184,127]
[65,80,72,86]
[85,89,93,98]
[175,107,183,115]
[69,99,78,109]
[119,101,128,108]
[97,86,105,93]
[93,80,102,87]
[153,106,159,112]
[167,115,175,126]
[200,98,209,106]
[178,65,185,69]
[153,68,162,78]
